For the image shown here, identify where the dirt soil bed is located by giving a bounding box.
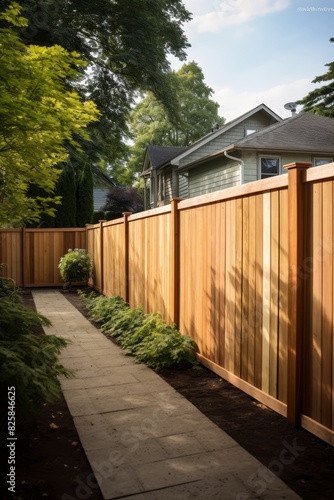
[1,289,333,500]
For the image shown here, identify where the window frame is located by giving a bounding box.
[313,157,333,167]
[258,155,281,180]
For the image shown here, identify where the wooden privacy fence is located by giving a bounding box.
[1,163,333,445]
[0,227,86,287]
[86,162,334,446]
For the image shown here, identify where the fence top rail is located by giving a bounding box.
[178,174,288,211]
[0,227,87,233]
[102,218,124,228]
[25,227,87,233]
[304,162,334,184]
[128,204,171,221]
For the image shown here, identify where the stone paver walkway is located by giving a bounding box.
[33,289,301,500]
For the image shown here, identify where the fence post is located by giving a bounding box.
[284,162,311,426]
[99,220,106,294]
[123,212,132,303]
[21,225,26,289]
[170,198,182,327]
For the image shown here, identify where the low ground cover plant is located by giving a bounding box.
[0,279,72,412]
[78,291,199,370]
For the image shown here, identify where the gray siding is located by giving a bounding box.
[93,187,109,211]
[241,152,334,184]
[189,158,241,198]
[179,112,275,169]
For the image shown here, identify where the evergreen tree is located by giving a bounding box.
[76,162,94,227]
[297,38,334,117]
[55,162,76,227]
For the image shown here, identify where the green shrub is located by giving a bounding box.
[78,291,128,324]
[103,306,146,340]
[120,313,168,354]
[79,292,199,370]
[0,293,72,411]
[135,329,198,370]
[58,248,92,285]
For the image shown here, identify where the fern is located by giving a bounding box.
[79,292,199,371]
[0,292,72,412]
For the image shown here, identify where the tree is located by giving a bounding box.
[103,187,144,219]
[3,0,192,182]
[128,61,225,178]
[297,38,334,117]
[0,3,99,227]
[76,162,94,227]
[55,162,77,227]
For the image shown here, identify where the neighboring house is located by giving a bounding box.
[141,104,282,207]
[179,111,334,198]
[141,145,188,209]
[93,168,116,213]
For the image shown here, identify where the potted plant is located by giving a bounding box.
[58,248,92,291]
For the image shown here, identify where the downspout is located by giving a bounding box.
[224,151,244,185]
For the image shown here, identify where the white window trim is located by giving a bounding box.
[258,155,282,180]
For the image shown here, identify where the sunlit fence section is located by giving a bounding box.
[1,162,334,445]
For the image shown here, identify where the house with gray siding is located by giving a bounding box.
[93,168,116,213]
[180,111,334,198]
[141,145,188,209]
[141,104,282,207]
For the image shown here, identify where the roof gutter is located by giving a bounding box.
[224,150,244,185]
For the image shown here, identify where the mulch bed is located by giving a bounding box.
[1,288,333,499]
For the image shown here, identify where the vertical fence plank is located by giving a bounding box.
[322,181,333,428]
[171,199,181,326]
[262,192,271,394]
[123,212,132,303]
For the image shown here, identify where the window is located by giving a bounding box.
[314,158,333,167]
[245,128,257,136]
[260,157,280,179]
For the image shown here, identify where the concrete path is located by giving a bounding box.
[32,290,301,500]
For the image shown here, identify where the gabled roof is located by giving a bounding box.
[170,103,282,165]
[92,166,117,187]
[225,112,334,154]
[147,145,189,168]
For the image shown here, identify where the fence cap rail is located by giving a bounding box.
[179,174,288,211]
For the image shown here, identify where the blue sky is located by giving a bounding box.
[170,0,334,121]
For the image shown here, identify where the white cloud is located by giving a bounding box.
[215,78,319,122]
[190,0,291,33]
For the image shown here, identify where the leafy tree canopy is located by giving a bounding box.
[297,38,334,117]
[0,3,99,227]
[3,0,192,177]
[127,61,225,180]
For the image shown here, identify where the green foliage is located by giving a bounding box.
[76,162,94,227]
[6,0,192,187]
[54,162,77,227]
[58,249,92,284]
[297,38,334,117]
[128,61,225,177]
[0,288,72,411]
[135,328,198,370]
[78,291,128,323]
[102,306,146,340]
[79,292,199,370]
[0,3,99,227]
[0,276,16,298]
